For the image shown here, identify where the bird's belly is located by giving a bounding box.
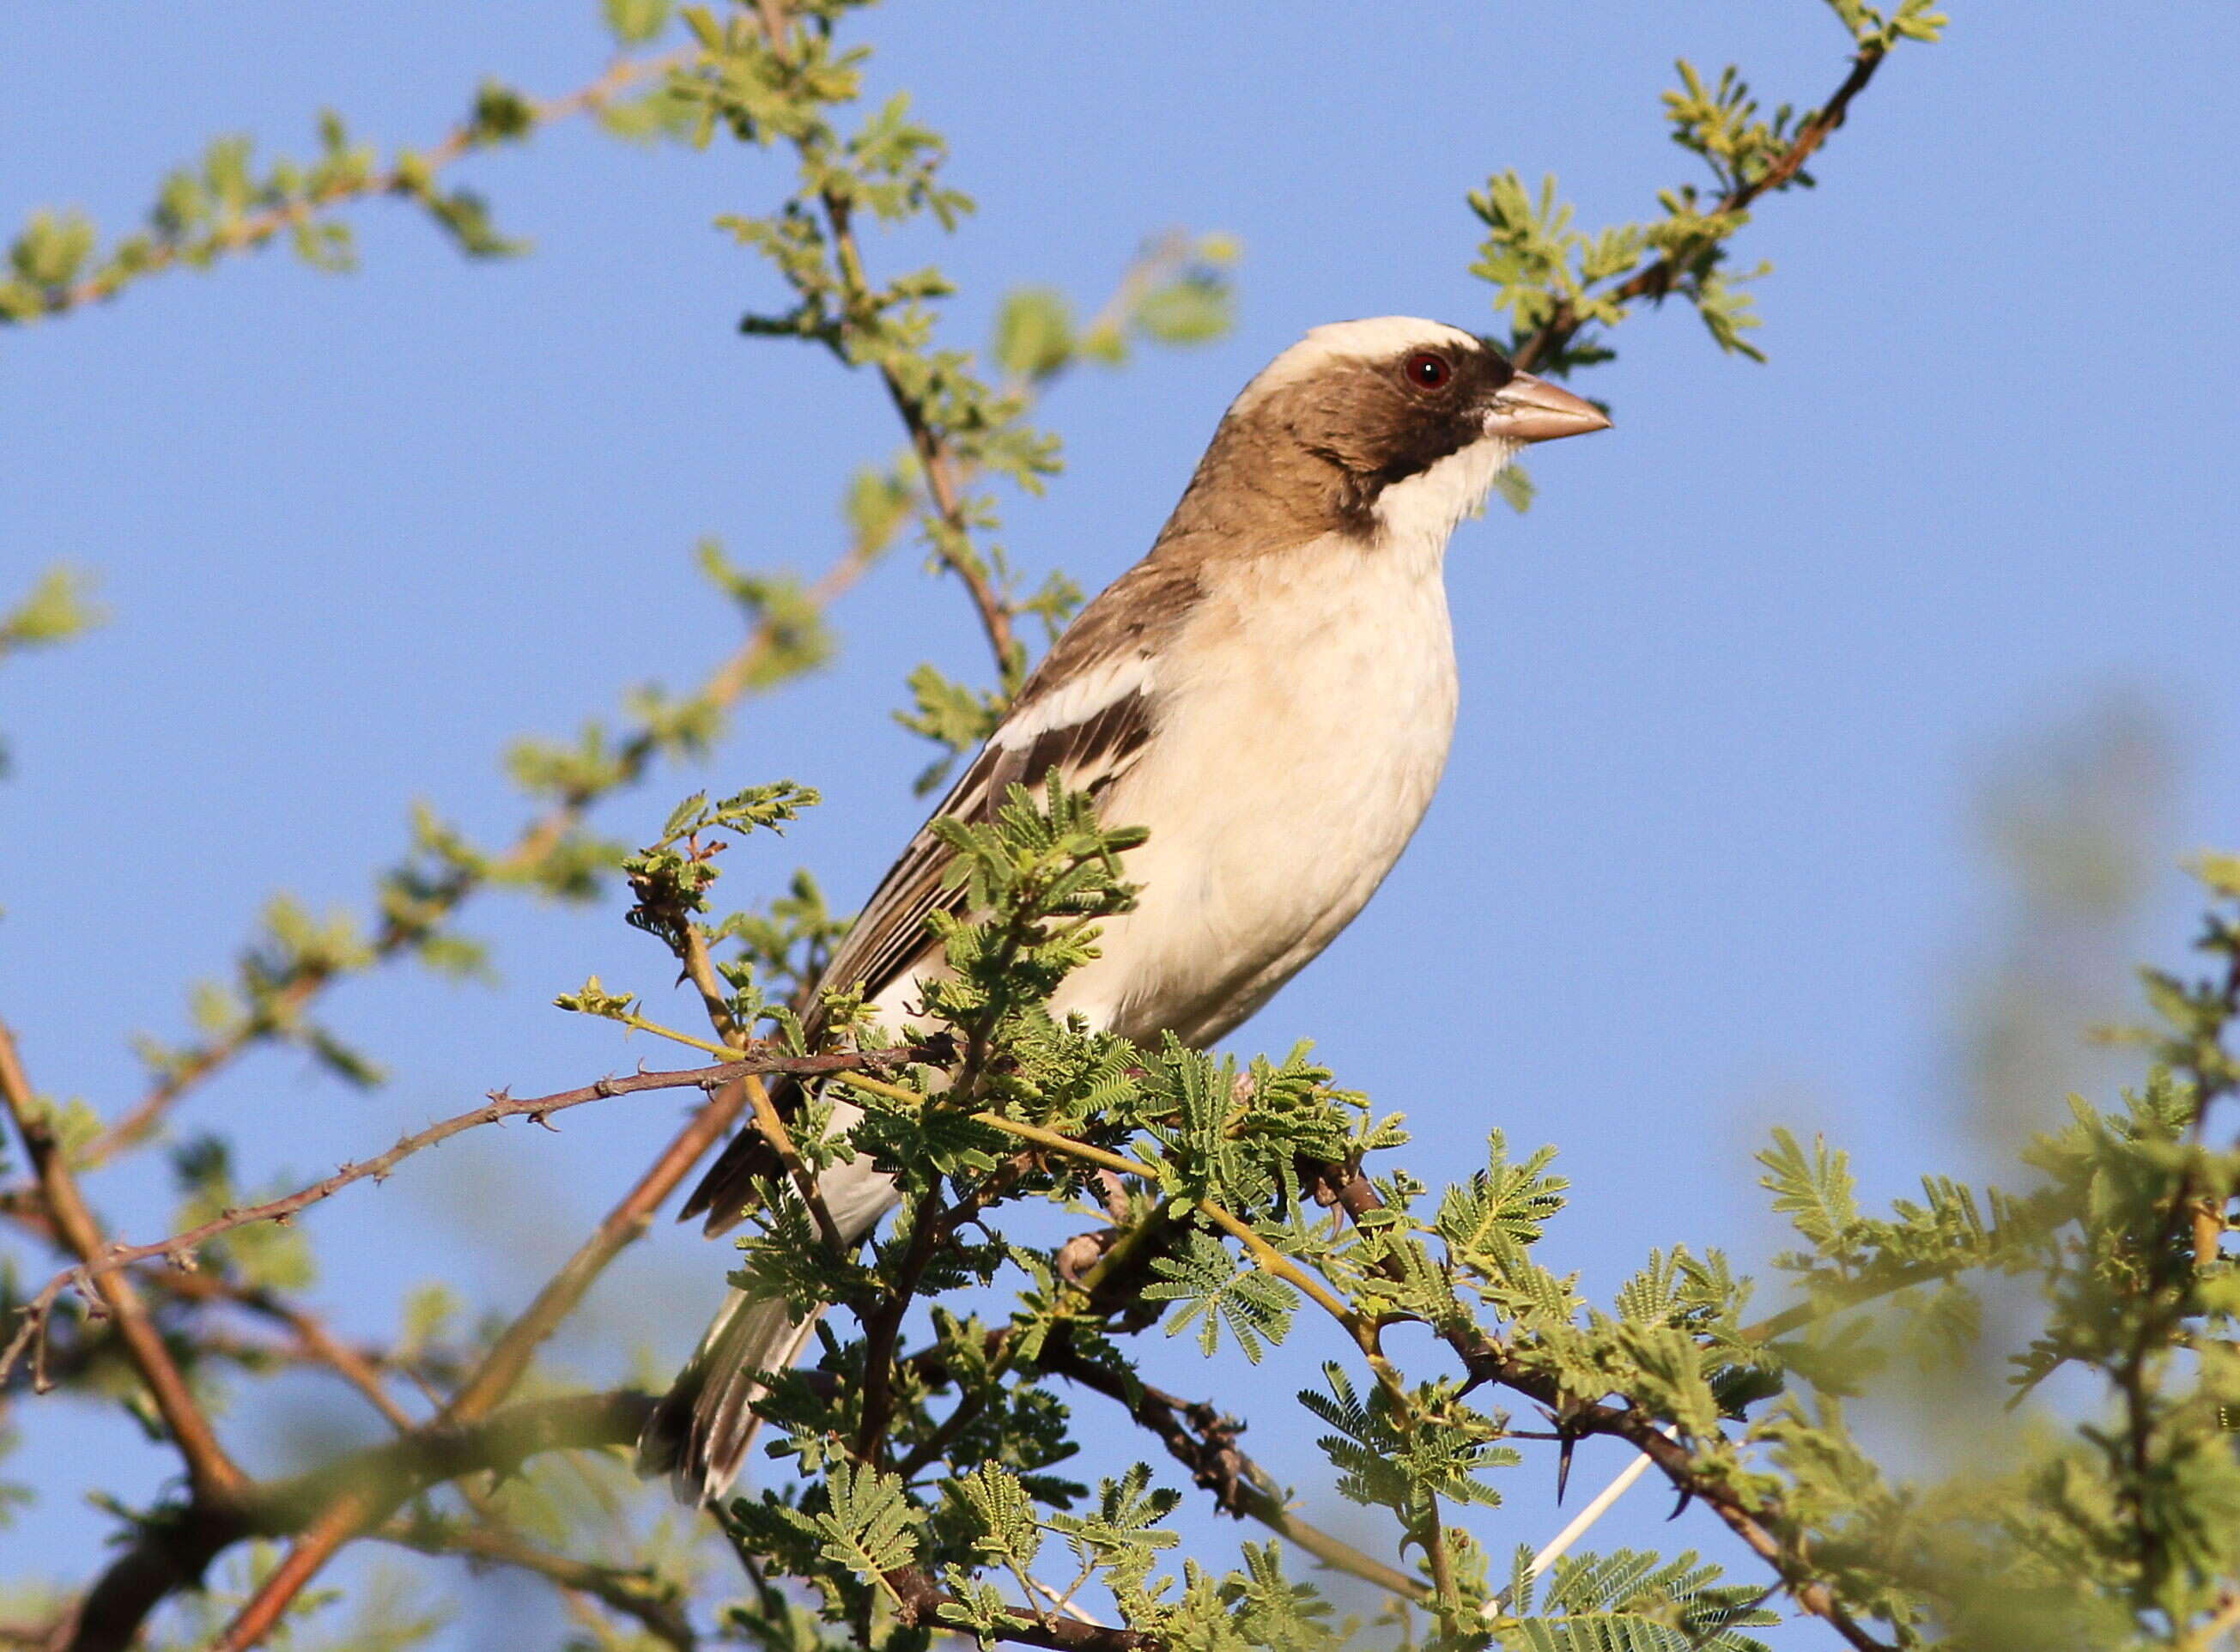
[1060,570,1458,1048]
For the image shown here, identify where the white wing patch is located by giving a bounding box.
[990,652,1156,752]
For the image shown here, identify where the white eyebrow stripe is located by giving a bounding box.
[1233,316,1482,407]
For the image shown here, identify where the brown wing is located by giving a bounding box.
[678,556,1198,1233]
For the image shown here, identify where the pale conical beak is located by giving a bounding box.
[1484,372,1612,444]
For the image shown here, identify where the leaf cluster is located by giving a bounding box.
[1466,0,1947,423]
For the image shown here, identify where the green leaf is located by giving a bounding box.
[1300,1363,1514,1515]
[1132,269,1233,347]
[1756,1127,1859,1253]
[1498,1547,1777,1652]
[894,662,1005,795]
[0,567,106,657]
[1045,1465,1180,1612]
[553,975,638,1019]
[1143,1228,1298,1362]
[2191,851,2240,900]
[603,0,672,46]
[812,1459,922,1604]
[992,286,1075,380]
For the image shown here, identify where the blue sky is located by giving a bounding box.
[4,3,2237,1644]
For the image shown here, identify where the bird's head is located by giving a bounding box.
[1171,317,1610,550]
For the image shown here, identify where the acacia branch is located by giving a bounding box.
[877,358,1022,678]
[0,1256,441,1440]
[851,1170,985,1469]
[76,526,894,1175]
[749,0,1023,684]
[167,1275,432,1433]
[881,1565,1156,1652]
[1036,1338,1427,1603]
[0,1023,244,1503]
[881,1199,1419,1601]
[672,886,847,1249]
[1308,1160,1896,1652]
[830,1072,1369,1355]
[1512,39,1891,376]
[1,1199,474,1436]
[208,1028,865,1649]
[2122,939,2240,1594]
[16,51,685,325]
[16,1042,932,1648]
[374,1519,697,1652]
[4,1045,938,1392]
[246,1291,421,1432]
[47,1390,656,1652]
[52,154,1192,1183]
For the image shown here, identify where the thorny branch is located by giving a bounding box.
[1305,1160,1897,1652]
[205,1039,938,1652]
[375,1518,698,1652]
[36,1378,1161,1652]
[0,1023,243,1503]
[750,0,1023,684]
[0,1204,475,1438]
[671,880,848,1249]
[882,1566,1156,1652]
[9,50,687,325]
[76,526,888,1175]
[10,217,1225,1652]
[3,12,1956,1651]
[46,1391,658,1652]
[201,1030,962,1649]
[2119,937,2240,1598]
[3,1044,943,1392]
[59,221,1180,1187]
[1513,39,1892,376]
[1036,1338,1428,1604]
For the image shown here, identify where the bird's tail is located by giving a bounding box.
[635,1284,824,1503]
[640,1098,899,1503]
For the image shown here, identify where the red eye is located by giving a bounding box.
[1403,350,1452,391]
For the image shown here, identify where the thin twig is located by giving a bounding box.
[833,1069,1368,1340]
[1194,1197,1363,1336]
[1309,1161,1896,1652]
[1038,1339,1427,1603]
[831,1070,1367,1340]
[374,1519,697,1652]
[677,921,846,1249]
[50,1391,655,1652]
[5,1046,932,1388]
[21,51,687,324]
[1028,1576,1109,1629]
[877,360,1021,678]
[75,524,892,1175]
[856,1187,954,1465]
[206,1031,818,1649]
[1512,40,1891,375]
[0,1022,245,1502]
[747,0,1022,683]
[1485,1430,1669,1619]
[881,1565,1155,1652]
[254,1293,419,1434]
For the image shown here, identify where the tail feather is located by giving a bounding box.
[642,1107,900,1503]
[636,1287,825,1503]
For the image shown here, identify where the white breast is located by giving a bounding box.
[1059,526,1460,1047]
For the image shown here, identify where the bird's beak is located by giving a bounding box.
[1484,373,1612,444]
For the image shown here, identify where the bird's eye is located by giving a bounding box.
[1402,350,1452,392]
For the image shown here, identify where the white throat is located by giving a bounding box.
[1370,434,1519,554]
